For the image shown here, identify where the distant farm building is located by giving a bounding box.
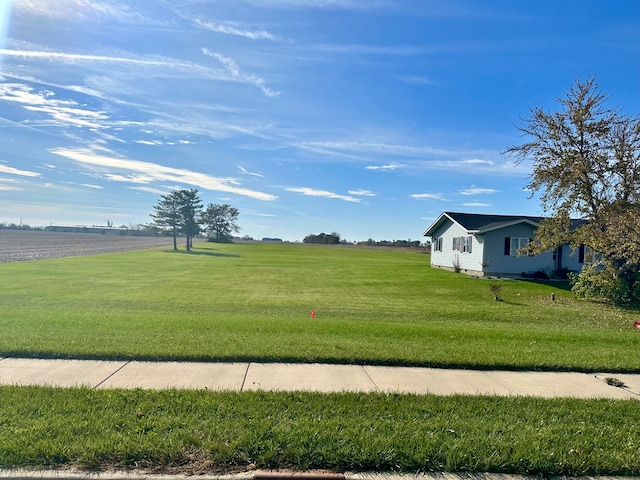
[45,225,128,235]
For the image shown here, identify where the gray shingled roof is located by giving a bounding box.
[424,211,587,237]
[445,212,544,231]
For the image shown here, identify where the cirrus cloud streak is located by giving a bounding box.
[50,147,277,201]
[285,186,360,202]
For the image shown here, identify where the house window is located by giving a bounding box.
[461,236,472,253]
[505,237,531,256]
[433,237,443,252]
[581,245,602,264]
[453,236,472,253]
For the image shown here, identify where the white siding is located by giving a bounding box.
[426,213,588,277]
[429,220,485,274]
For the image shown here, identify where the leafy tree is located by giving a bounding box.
[303,232,341,244]
[201,203,240,243]
[505,77,640,303]
[150,191,182,250]
[150,189,203,251]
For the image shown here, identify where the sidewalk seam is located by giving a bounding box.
[93,360,131,389]
[482,370,514,395]
[360,365,380,392]
[241,362,251,391]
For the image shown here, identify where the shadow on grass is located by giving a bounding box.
[163,249,240,258]
[522,279,572,292]
[5,350,640,374]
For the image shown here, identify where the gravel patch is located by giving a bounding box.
[0,230,181,263]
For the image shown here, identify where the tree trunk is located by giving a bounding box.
[172,227,178,251]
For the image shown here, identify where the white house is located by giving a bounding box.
[423,212,595,277]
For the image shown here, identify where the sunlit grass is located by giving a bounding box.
[0,242,639,370]
[3,242,640,475]
[1,386,639,476]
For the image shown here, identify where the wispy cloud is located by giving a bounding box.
[0,177,23,191]
[202,48,280,97]
[285,186,360,202]
[396,75,440,86]
[463,202,491,207]
[292,141,517,176]
[349,189,375,196]
[14,0,159,24]
[366,162,407,171]
[410,193,445,200]
[0,75,270,145]
[102,173,155,184]
[311,36,542,57]
[194,19,277,40]
[0,48,197,70]
[0,83,109,129]
[0,164,41,177]
[459,185,499,195]
[243,0,388,9]
[459,159,495,165]
[426,158,527,176]
[299,140,456,158]
[238,165,264,178]
[129,186,167,195]
[50,147,278,201]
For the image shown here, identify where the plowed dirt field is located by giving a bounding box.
[0,230,177,263]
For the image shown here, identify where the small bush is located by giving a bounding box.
[489,284,503,301]
[570,264,631,304]
[452,254,461,273]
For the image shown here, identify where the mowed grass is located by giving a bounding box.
[2,386,640,476]
[2,242,640,476]
[0,242,639,371]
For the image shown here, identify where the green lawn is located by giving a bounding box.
[2,242,640,475]
[1,386,639,476]
[1,242,639,371]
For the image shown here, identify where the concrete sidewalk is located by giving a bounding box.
[1,357,639,399]
[2,470,640,480]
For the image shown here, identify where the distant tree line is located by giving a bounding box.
[0,222,156,236]
[303,232,427,248]
[0,223,39,231]
[303,232,343,244]
[356,238,425,248]
[150,189,239,251]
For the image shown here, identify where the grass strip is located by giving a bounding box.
[1,386,639,476]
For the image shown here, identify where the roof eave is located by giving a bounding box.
[475,219,540,234]
[423,212,455,237]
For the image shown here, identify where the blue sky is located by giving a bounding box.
[0,1,638,242]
